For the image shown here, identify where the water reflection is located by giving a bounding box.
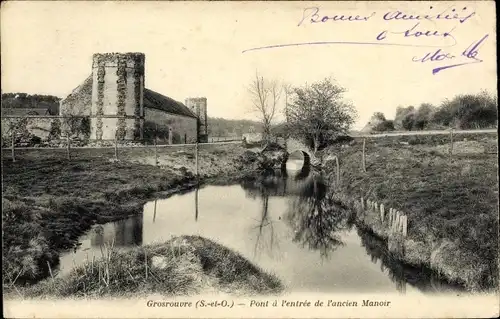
[284,157,311,180]
[238,172,353,261]
[57,215,143,276]
[60,170,465,293]
[247,180,282,260]
[285,184,354,259]
[357,227,466,294]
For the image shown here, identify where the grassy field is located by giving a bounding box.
[10,236,283,299]
[2,144,249,291]
[322,132,498,291]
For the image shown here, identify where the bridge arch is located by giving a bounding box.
[285,138,313,160]
[280,137,318,173]
[281,137,316,178]
[282,150,311,176]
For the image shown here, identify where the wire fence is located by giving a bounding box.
[1,114,246,166]
[2,139,241,163]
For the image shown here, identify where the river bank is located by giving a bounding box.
[2,143,261,293]
[13,236,284,299]
[321,133,498,292]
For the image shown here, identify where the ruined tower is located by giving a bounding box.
[90,52,145,140]
[185,97,208,143]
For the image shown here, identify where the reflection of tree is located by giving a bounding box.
[284,178,353,259]
[240,176,285,199]
[250,183,282,261]
[357,227,465,294]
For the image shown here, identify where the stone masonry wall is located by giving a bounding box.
[185,97,208,142]
[90,53,145,140]
[144,108,197,144]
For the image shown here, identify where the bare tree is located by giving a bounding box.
[248,71,282,142]
[283,83,293,121]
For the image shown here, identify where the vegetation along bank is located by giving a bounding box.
[2,143,274,297]
[320,132,498,292]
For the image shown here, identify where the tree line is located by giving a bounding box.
[247,71,497,153]
[2,93,61,110]
[207,117,262,137]
[368,91,498,132]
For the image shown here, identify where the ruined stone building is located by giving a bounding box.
[60,52,208,143]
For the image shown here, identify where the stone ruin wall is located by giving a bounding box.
[90,52,145,141]
[185,97,208,142]
[144,108,198,144]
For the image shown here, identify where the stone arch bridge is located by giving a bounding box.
[279,137,320,168]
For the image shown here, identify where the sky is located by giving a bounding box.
[1,1,497,129]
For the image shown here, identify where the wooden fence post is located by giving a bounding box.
[153,199,157,223]
[401,215,405,234]
[362,138,366,172]
[154,138,158,166]
[449,129,454,155]
[335,156,340,185]
[11,133,15,162]
[392,211,398,233]
[402,215,408,237]
[398,212,403,233]
[66,135,71,161]
[154,125,159,166]
[114,136,118,161]
[195,187,199,221]
[195,142,199,177]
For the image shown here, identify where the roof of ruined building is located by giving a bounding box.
[61,77,197,118]
[144,89,197,118]
[61,75,93,115]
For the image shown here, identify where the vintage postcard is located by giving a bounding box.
[1,0,498,318]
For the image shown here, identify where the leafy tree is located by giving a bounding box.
[401,112,416,130]
[366,112,395,132]
[394,106,415,130]
[430,91,498,129]
[48,119,62,141]
[414,103,436,130]
[431,99,456,127]
[287,77,357,153]
[1,117,39,147]
[453,92,497,129]
[372,112,386,121]
[373,120,395,132]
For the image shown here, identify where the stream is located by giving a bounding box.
[57,159,464,294]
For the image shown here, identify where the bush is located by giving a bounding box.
[373,120,395,132]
